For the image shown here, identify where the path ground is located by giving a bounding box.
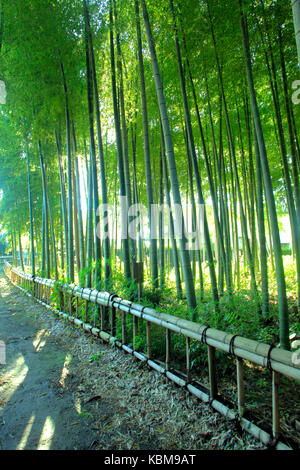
[0,275,263,450]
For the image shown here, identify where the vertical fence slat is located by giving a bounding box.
[122,311,126,344]
[166,329,170,371]
[69,293,72,316]
[236,358,245,417]
[208,345,218,399]
[84,299,88,321]
[76,296,79,318]
[272,371,280,439]
[101,306,108,331]
[100,305,104,330]
[146,321,151,359]
[111,306,116,337]
[133,316,138,350]
[186,337,191,382]
[59,290,64,312]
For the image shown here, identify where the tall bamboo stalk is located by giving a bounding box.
[109,0,131,281]
[135,0,158,289]
[239,0,290,349]
[83,0,111,289]
[291,0,300,65]
[141,0,197,313]
[60,61,74,282]
[26,148,35,277]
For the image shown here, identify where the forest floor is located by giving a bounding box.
[0,274,267,451]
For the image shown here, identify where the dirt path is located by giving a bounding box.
[0,275,262,450]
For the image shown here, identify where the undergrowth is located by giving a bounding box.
[34,255,300,376]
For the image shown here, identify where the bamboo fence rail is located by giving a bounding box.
[4,262,300,450]
[0,255,13,264]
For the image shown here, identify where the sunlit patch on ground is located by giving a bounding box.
[0,277,11,298]
[37,416,55,450]
[0,354,28,402]
[16,413,35,450]
[59,352,72,388]
[74,395,81,415]
[32,329,50,352]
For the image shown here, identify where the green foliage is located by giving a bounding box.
[50,279,65,309]
[89,351,105,363]
[1,0,299,354]
[78,409,92,420]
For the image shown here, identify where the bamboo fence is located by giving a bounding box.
[0,255,13,265]
[4,262,300,450]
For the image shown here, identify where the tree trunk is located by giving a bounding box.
[26,148,35,277]
[254,125,269,318]
[291,0,300,65]
[141,0,197,313]
[60,61,74,282]
[55,130,69,277]
[86,155,94,288]
[162,150,183,300]
[38,140,50,279]
[239,0,290,349]
[83,2,101,288]
[208,1,257,295]
[109,0,131,281]
[135,0,158,289]
[75,156,85,275]
[83,0,111,289]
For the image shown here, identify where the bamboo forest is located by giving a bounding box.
[0,0,300,452]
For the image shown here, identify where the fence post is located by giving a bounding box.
[69,291,74,317]
[111,306,116,337]
[166,329,170,371]
[101,306,109,332]
[133,316,138,350]
[236,358,245,417]
[208,345,218,399]
[122,311,126,344]
[59,289,64,312]
[146,321,152,359]
[76,296,79,318]
[272,371,280,439]
[186,337,191,382]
